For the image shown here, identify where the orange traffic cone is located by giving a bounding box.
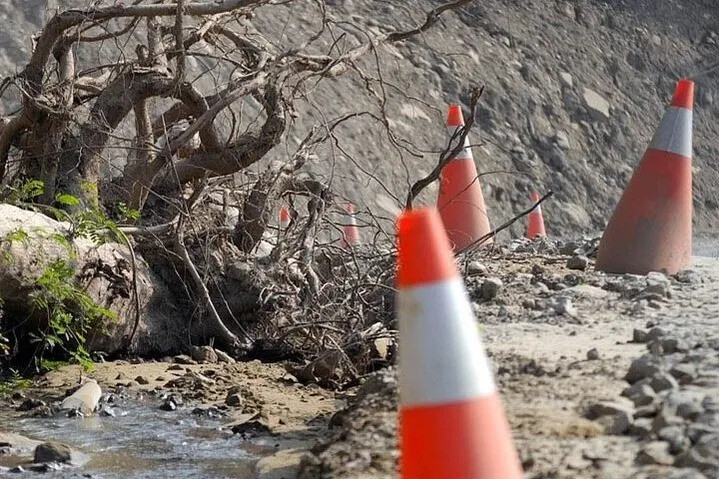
[596,79,694,274]
[437,104,492,251]
[279,206,290,230]
[396,207,522,478]
[526,192,547,238]
[340,203,360,248]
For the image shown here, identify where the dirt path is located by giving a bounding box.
[298,248,719,478]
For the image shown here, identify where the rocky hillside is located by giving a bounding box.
[1,0,717,238]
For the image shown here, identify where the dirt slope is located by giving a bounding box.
[0,0,717,238]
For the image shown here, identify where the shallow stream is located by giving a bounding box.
[0,396,269,478]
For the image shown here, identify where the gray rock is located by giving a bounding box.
[646,327,668,342]
[636,441,673,465]
[633,328,649,343]
[481,277,503,300]
[668,469,707,479]
[627,418,653,438]
[586,348,600,360]
[59,380,101,415]
[587,401,634,434]
[99,405,115,417]
[675,442,719,472]
[658,426,690,454]
[226,393,243,408]
[677,401,704,421]
[582,88,610,120]
[34,442,72,463]
[18,398,46,411]
[554,131,571,150]
[653,406,683,432]
[687,424,718,443]
[559,71,573,88]
[702,396,718,413]
[621,382,657,407]
[597,412,632,435]
[661,337,689,354]
[670,364,698,385]
[626,354,664,383]
[555,296,577,317]
[567,255,589,270]
[467,261,488,276]
[635,404,659,418]
[190,346,218,363]
[651,372,680,392]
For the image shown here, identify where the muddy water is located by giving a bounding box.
[0,397,270,478]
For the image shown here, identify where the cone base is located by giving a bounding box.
[437,159,492,251]
[400,394,523,479]
[596,149,692,275]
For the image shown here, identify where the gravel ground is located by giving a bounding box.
[298,239,719,479]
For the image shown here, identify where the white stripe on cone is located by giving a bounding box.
[340,209,360,247]
[648,106,693,158]
[399,278,496,407]
[446,126,474,160]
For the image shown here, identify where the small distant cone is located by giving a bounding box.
[396,207,522,478]
[279,206,291,230]
[596,79,694,275]
[437,104,492,251]
[340,203,360,248]
[526,192,547,238]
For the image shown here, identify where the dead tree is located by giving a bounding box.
[0,0,472,352]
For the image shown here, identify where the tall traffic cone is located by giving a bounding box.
[340,203,360,248]
[526,192,547,238]
[437,104,492,251]
[596,79,694,275]
[279,206,290,230]
[396,207,522,478]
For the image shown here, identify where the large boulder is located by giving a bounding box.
[0,204,181,355]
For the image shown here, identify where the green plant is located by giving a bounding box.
[4,180,45,204]
[29,259,114,371]
[0,371,31,397]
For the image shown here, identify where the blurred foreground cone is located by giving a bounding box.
[596,79,694,274]
[396,207,522,478]
[279,206,290,230]
[526,192,547,238]
[340,203,360,248]
[437,104,492,251]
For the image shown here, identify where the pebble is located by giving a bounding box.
[627,418,653,438]
[621,382,657,407]
[646,327,668,342]
[651,372,680,392]
[566,255,589,270]
[481,277,503,300]
[633,328,649,343]
[636,441,674,466]
[586,348,600,360]
[658,425,690,454]
[467,261,488,276]
[626,355,664,383]
[190,346,219,364]
[555,297,577,317]
[34,442,72,463]
[17,398,46,411]
[676,401,704,421]
[99,405,116,417]
[670,364,697,385]
[135,376,150,385]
